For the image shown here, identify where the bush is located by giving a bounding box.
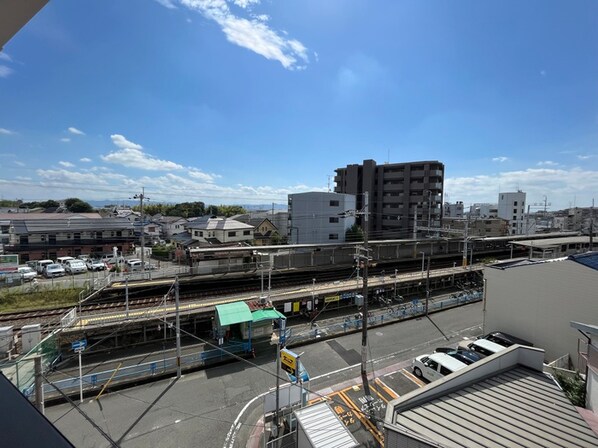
[0,288,83,312]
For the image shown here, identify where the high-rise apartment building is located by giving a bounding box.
[497,191,526,235]
[334,159,444,239]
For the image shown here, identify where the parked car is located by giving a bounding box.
[412,353,467,382]
[43,263,66,278]
[86,259,106,271]
[36,259,54,274]
[436,348,482,365]
[458,338,507,358]
[65,260,87,274]
[481,331,533,348]
[18,266,37,282]
[57,256,76,265]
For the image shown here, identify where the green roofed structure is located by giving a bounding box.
[215,301,253,327]
[214,301,286,342]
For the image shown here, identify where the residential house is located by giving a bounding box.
[249,218,279,245]
[442,217,509,237]
[4,216,135,262]
[186,217,254,245]
[155,216,188,240]
[483,252,598,369]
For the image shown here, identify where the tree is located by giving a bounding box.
[345,224,364,242]
[64,197,94,212]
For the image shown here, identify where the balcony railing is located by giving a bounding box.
[5,238,135,251]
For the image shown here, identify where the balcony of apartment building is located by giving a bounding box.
[382,170,405,181]
[382,181,404,192]
[6,233,133,252]
[381,193,404,203]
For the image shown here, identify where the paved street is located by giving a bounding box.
[45,301,484,448]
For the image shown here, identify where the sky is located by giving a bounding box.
[1,0,598,211]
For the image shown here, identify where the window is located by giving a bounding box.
[329,233,339,240]
[439,365,452,376]
[513,208,517,214]
[329,200,339,206]
[199,231,203,237]
[329,217,339,223]
[228,231,237,237]
[514,201,518,206]
[243,230,251,236]
[66,233,71,239]
[116,231,122,237]
[427,360,439,371]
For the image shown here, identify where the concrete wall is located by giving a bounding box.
[484,260,598,368]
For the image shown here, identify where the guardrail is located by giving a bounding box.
[37,341,252,399]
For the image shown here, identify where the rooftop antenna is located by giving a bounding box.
[327,175,331,192]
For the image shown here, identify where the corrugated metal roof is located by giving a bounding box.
[10,217,133,233]
[215,301,253,326]
[394,366,598,447]
[295,402,359,448]
[569,251,598,271]
[186,218,254,231]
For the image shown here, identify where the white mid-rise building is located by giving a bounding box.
[498,191,526,235]
[288,192,356,244]
[469,203,498,218]
[443,201,464,218]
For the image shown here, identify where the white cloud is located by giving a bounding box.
[232,0,260,8]
[15,176,31,181]
[537,160,557,166]
[59,161,75,168]
[0,128,15,135]
[253,14,269,22]
[155,0,178,8]
[0,65,14,78]
[492,156,509,163]
[181,0,309,70]
[577,154,595,160]
[102,134,183,171]
[80,157,92,162]
[188,168,220,183]
[14,161,25,167]
[68,127,86,135]
[111,134,143,150]
[0,52,12,62]
[60,137,71,142]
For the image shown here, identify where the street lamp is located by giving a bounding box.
[420,251,425,278]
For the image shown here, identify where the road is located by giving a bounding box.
[45,301,484,448]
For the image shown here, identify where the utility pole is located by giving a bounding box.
[175,277,181,379]
[425,257,430,315]
[360,192,371,400]
[133,188,149,275]
[462,218,469,267]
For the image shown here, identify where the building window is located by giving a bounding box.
[116,231,122,237]
[513,216,517,220]
[199,231,203,237]
[228,231,237,237]
[513,208,517,214]
[243,230,251,236]
[329,200,339,206]
[514,201,518,206]
[329,233,339,240]
[329,217,339,223]
[66,233,71,239]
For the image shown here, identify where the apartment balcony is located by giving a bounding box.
[410,170,425,178]
[382,184,403,192]
[430,169,443,177]
[382,196,404,204]
[429,182,443,190]
[383,171,405,181]
[5,238,134,252]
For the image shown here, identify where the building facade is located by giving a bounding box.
[442,217,509,237]
[334,159,444,239]
[443,201,464,218]
[4,217,135,262]
[186,218,254,244]
[497,191,526,235]
[287,192,356,244]
[469,203,498,218]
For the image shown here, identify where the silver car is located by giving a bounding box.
[43,263,66,278]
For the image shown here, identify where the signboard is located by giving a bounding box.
[0,255,18,273]
[71,339,87,352]
[324,295,340,303]
[280,348,297,376]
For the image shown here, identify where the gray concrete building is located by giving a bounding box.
[498,191,526,235]
[287,192,356,244]
[334,159,444,240]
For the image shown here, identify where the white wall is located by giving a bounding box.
[484,260,598,368]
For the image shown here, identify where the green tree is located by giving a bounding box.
[345,224,364,242]
[64,198,94,212]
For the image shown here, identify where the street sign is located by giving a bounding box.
[71,339,87,352]
[280,348,297,376]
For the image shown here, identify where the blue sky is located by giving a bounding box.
[1,0,597,210]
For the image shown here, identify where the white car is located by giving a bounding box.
[65,260,88,274]
[412,353,467,382]
[43,263,66,278]
[18,266,37,282]
[86,259,106,271]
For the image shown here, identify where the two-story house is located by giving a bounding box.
[186,217,254,245]
[4,216,135,262]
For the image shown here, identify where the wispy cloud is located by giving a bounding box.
[80,157,92,163]
[492,156,509,163]
[155,0,178,9]
[0,65,14,78]
[577,154,595,160]
[14,161,25,167]
[59,161,75,168]
[188,168,220,183]
[0,52,12,62]
[537,160,557,166]
[102,134,183,171]
[68,127,85,135]
[179,0,309,70]
[0,128,15,135]
[60,137,71,143]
